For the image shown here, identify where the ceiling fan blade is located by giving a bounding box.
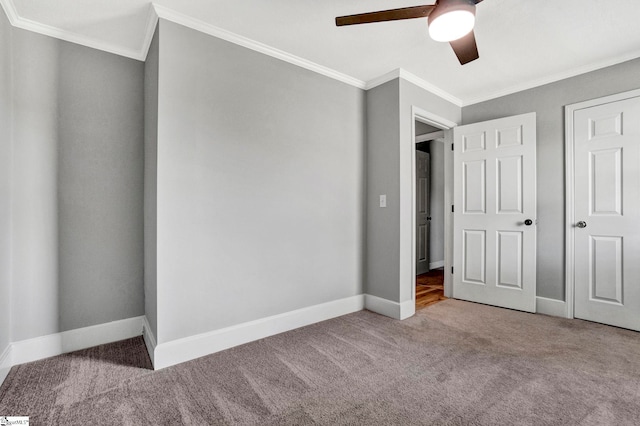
[449,30,479,65]
[336,5,436,26]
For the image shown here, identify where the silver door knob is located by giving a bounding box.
[576,221,587,228]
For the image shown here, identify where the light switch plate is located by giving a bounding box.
[379,194,387,208]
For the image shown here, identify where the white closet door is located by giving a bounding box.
[573,95,640,331]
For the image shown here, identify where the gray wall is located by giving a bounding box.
[10,27,145,340]
[0,7,12,355]
[144,28,159,341]
[462,57,640,301]
[429,140,445,264]
[366,79,460,304]
[415,121,439,135]
[399,80,460,302]
[155,19,366,343]
[11,28,61,340]
[366,80,401,301]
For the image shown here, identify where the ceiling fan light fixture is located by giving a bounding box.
[428,0,476,42]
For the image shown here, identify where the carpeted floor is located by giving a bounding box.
[2,299,640,425]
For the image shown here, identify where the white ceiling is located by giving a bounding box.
[5,0,640,105]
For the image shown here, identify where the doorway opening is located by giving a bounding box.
[409,106,456,316]
[415,120,447,310]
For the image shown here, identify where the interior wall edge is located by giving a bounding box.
[364,294,415,320]
[142,316,157,367]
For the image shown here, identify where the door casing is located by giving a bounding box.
[411,106,457,308]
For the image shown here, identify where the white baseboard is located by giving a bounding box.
[536,296,567,318]
[0,344,11,386]
[364,294,415,320]
[154,295,365,370]
[429,260,445,269]
[142,316,157,366]
[11,316,144,366]
[399,299,416,319]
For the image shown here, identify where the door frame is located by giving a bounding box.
[411,106,457,307]
[564,88,640,319]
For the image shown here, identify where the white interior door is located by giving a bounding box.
[453,113,537,312]
[416,150,430,275]
[572,94,640,331]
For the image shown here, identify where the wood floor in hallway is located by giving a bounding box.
[416,268,446,309]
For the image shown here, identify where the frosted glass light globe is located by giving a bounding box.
[428,9,475,42]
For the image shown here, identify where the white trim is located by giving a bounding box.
[138,4,159,60]
[464,52,640,107]
[142,316,157,367]
[414,108,459,130]
[365,69,400,91]
[416,130,445,143]
[364,294,414,320]
[564,88,640,320]
[565,100,576,320]
[429,260,445,270]
[0,0,18,25]
[152,4,366,89]
[366,69,463,107]
[400,299,416,319]
[0,0,146,60]
[536,296,567,318]
[442,130,454,298]
[1,0,639,102]
[11,316,144,366]
[0,344,11,386]
[411,106,456,305]
[399,69,463,107]
[154,295,364,370]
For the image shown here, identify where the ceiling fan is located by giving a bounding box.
[336,0,484,65]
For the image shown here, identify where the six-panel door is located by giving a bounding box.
[453,113,537,312]
[573,95,640,331]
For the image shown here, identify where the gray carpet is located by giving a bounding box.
[1,299,640,425]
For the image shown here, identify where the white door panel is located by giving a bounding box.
[573,95,640,330]
[453,112,536,312]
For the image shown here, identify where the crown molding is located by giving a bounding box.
[0,0,148,60]
[365,68,464,107]
[365,69,402,91]
[152,4,366,89]
[0,0,17,25]
[398,69,464,107]
[139,4,159,60]
[463,50,640,107]
[4,0,637,107]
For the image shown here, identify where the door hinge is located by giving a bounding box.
[451,267,454,274]
[451,205,454,213]
[451,143,454,151]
